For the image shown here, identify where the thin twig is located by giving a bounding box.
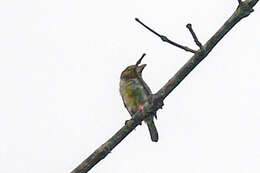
[186,24,203,49]
[238,0,242,4]
[135,18,197,53]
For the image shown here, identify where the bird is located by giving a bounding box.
[119,54,158,142]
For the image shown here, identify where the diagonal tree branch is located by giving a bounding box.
[71,0,258,172]
[155,0,257,100]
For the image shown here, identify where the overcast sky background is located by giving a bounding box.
[0,0,259,173]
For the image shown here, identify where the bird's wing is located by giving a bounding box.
[137,76,152,95]
[120,82,134,116]
[122,96,135,116]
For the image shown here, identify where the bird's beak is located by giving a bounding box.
[136,64,146,74]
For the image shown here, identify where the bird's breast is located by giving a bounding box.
[120,79,149,115]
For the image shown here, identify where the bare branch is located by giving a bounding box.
[135,18,197,53]
[71,118,140,173]
[71,101,162,173]
[155,0,256,100]
[186,23,203,49]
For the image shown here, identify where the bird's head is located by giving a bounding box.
[120,54,146,80]
[120,64,146,80]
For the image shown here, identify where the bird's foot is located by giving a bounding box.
[125,120,129,125]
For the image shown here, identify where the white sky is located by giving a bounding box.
[0,0,259,173]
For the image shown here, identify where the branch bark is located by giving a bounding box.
[71,0,258,172]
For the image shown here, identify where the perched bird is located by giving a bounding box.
[119,54,158,142]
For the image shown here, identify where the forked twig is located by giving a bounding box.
[135,18,197,53]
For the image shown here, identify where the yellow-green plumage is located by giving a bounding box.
[120,64,158,142]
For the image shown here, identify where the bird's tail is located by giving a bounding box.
[145,117,159,142]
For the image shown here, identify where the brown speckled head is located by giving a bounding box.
[120,64,146,80]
